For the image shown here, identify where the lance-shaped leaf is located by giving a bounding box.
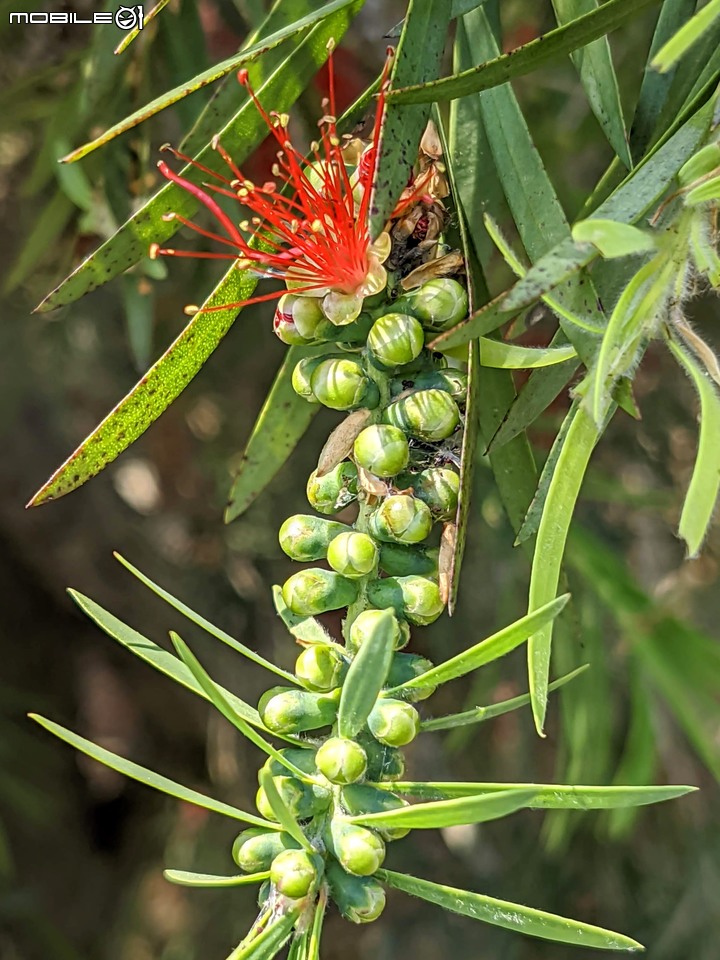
[347,788,536,830]
[164,870,270,888]
[479,338,577,369]
[114,553,299,683]
[225,344,326,522]
[272,585,335,645]
[652,0,720,72]
[527,406,602,735]
[169,632,315,781]
[229,905,302,960]
[368,0,450,236]
[377,869,644,950]
[337,609,396,738]
[385,594,569,696]
[377,781,695,808]
[30,714,275,828]
[420,665,588,731]
[257,767,312,851]
[666,334,720,557]
[387,0,659,105]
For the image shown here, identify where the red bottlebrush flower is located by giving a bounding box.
[150,45,394,326]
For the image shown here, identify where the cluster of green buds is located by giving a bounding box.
[234,273,468,925]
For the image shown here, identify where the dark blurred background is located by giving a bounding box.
[1,2,719,959]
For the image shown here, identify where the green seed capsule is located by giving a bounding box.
[367,313,425,368]
[310,358,379,411]
[327,818,386,876]
[353,424,410,478]
[326,531,379,578]
[348,608,408,652]
[362,739,405,781]
[316,736,367,785]
[366,575,444,626]
[306,462,358,515]
[386,653,436,701]
[368,495,433,544]
[295,645,346,692]
[259,686,340,734]
[327,861,386,923]
[256,775,331,821]
[279,514,349,562]
[392,369,468,401]
[383,389,460,442]
[406,278,468,331]
[341,783,410,841]
[368,698,420,747]
[232,829,300,873]
[410,467,460,521]
[378,541,438,578]
[261,747,318,779]
[270,849,319,899]
[282,568,360,616]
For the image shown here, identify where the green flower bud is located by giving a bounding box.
[310,358,379,411]
[259,686,340,734]
[368,495,433,544]
[378,541,438,579]
[270,849,319,899]
[387,653,436,701]
[261,747,318,779]
[367,575,444,626]
[393,369,468,401]
[406,278,468,330]
[281,568,359,616]
[383,389,460,442]
[278,515,349,562]
[281,294,325,339]
[327,818,385,876]
[327,861,386,923]
[273,300,314,345]
[367,313,425,368]
[326,531,379,578]
[232,829,300,873]
[291,356,323,402]
[362,739,405,781]
[368,698,420,747]
[295,644,347,692]
[410,467,460,521]
[316,736,368,785]
[353,424,410,478]
[256,775,331,821]
[341,783,410,841]
[348,608,408,652]
[306,462,358,515]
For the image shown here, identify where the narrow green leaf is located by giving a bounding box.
[29,264,254,505]
[382,781,695,810]
[386,595,570,695]
[169,633,315,782]
[527,407,601,735]
[685,172,720,204]
[63,0,362,161]
[349,789,536,830]
[551,0,631,168]
[257,767,312,851]
[388,0,659,105]
[30,714,275,828]
[479,339,577,369]
[420,666,589,731]
[229,908,301,960]
[115,0,173,55]
[368,0,450,236]
[377,869,644,950]
[666,334,720,556]
[164,869,270,888]
[337,610,396,738]
[37,7,359,312]
[114,553,299,683]
[571,219,657,257]
[307,889,326,960]
[225,345,325,522]
[272,585,334,645]
[652,0,720,72]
